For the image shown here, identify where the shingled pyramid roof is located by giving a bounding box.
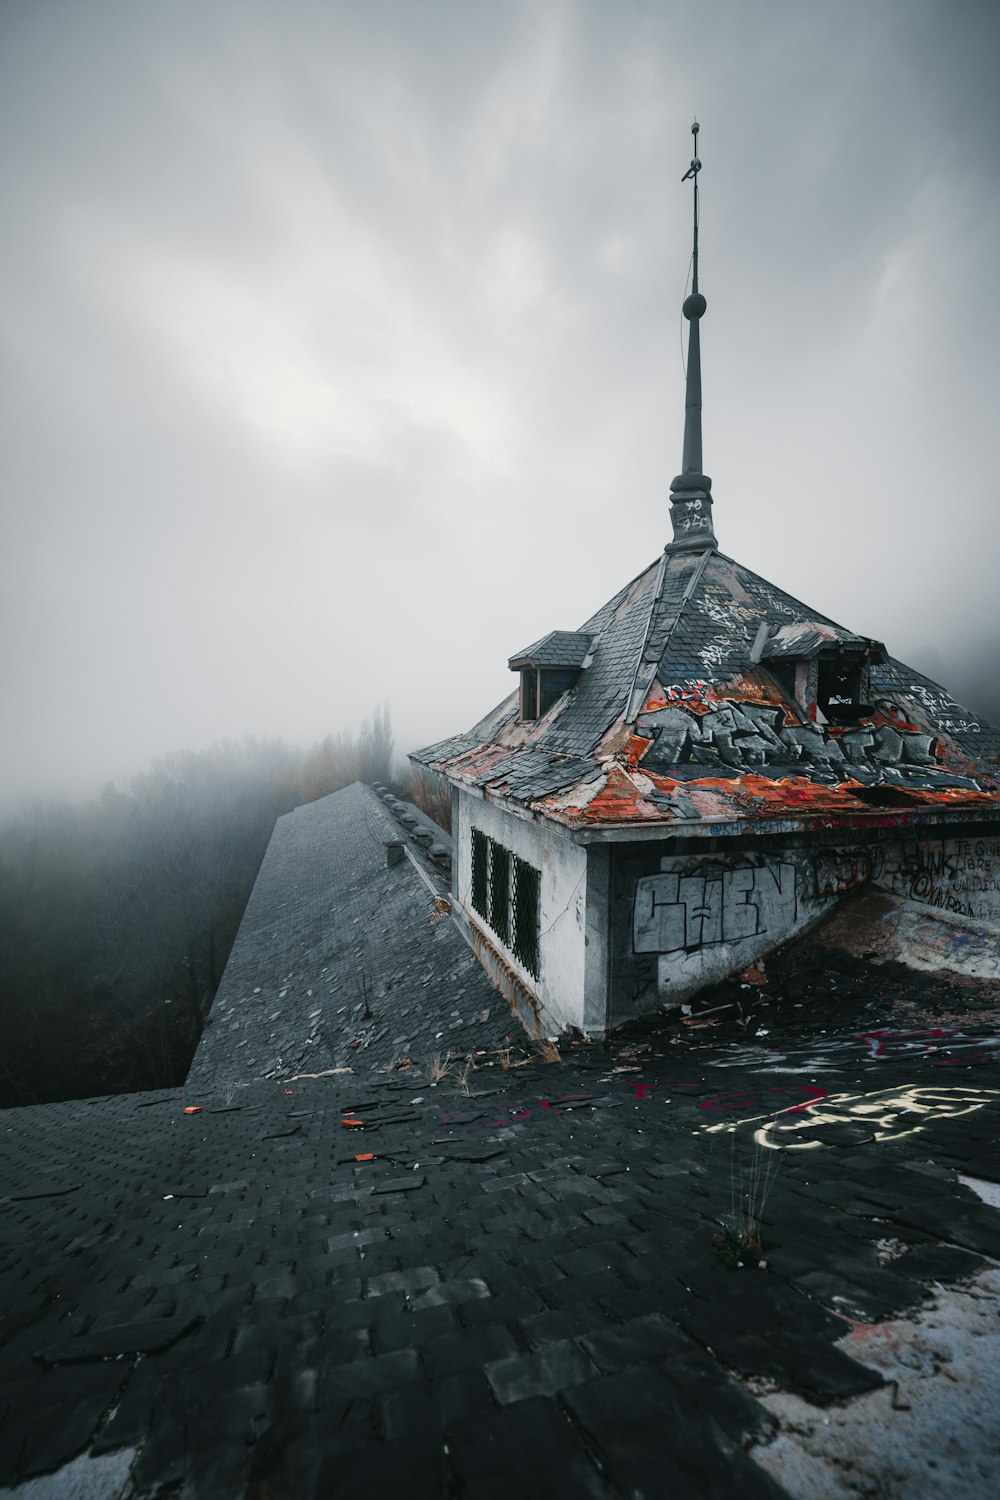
[414,125,999,837]
[412,544,1000,836]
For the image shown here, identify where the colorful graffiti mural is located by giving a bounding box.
[634,699,980,790]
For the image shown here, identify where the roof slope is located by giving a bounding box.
[187,783,514,1091]
[3,1033,1000,1494]
[413,548,1000,833]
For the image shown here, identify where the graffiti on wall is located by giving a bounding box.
[806,837,1000,924]
[633,861,797,955]
[887,838,1000,922]
[634,699,979,790]
[814,847,885,895]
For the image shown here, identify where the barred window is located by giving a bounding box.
[488,841,511,946]
[511,855,540,976]
[469,828,540,979]
[471,828,489,919]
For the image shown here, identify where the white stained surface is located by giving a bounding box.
[750,1258,1000,1498]
[0,1449,136,1500]
[455,789,587,1030]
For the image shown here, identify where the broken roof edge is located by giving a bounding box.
[563,800,1000,845]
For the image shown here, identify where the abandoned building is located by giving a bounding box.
[5,126,1000,1500]
[411,125,1000,1039]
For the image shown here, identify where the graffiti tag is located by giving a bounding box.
[633,862,796,955]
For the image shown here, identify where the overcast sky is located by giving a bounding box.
[2,0,998,808]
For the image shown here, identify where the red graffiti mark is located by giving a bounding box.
[781,1083,828,1113]
[432,1077,831,1135]
[698,1084,827,1114]
[699,1091,759,1113]
[436,1105,532,1128]
[932,1048,1000,1067]
[852,1027,987,1060]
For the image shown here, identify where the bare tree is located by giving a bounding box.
[359,703,394,785]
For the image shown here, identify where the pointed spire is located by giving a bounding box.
[667,120,718,554]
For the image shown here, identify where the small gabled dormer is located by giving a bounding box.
[753,621,887,725]
[509,631,592,722]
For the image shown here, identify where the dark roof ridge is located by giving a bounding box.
[626,547,714,723]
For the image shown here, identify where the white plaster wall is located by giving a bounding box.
[633,850,835,1003]
[455,788,588,1030]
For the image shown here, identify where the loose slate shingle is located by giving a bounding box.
[35,1316,199,1366]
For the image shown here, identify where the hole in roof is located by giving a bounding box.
[852,786,922,808]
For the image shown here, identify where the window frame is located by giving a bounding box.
[520,669,539,721]
[468,827,540,979]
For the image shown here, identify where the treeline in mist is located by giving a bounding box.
[0,706,412,1108]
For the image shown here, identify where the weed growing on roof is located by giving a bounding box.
[713,1132,782,1270]
[536,1038,561,1063]
[429,1051,454,1083]
[497,1038,513,1070]
[455,1057,474,1094]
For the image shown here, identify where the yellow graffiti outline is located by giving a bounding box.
[703,1085,1000,1151]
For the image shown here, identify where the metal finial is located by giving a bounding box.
[681,119,701,182]
[682,119,703,303]
[667,118,716,555]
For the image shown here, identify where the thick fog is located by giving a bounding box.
[2,0,998,809]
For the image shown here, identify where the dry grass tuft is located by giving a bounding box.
[536,1037,561,1064]
[456,1058,474,1094]
[714,1134,782,1269]
[429,1051,453,1083]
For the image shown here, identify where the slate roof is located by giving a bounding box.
[509,631,593,669]
[4,1017,1000,1496]
[187,783,520,1094]
[413,547,1000,833]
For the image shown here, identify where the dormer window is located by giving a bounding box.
[817,651,870,725]
[520,667,583,721]
[754,622,887,726]
[509,631,592,722]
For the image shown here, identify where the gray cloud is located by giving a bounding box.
[2,0,998,807]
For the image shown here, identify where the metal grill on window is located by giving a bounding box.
[511,855,540,977]
[488,841,511,946]
[471,829,489,919]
